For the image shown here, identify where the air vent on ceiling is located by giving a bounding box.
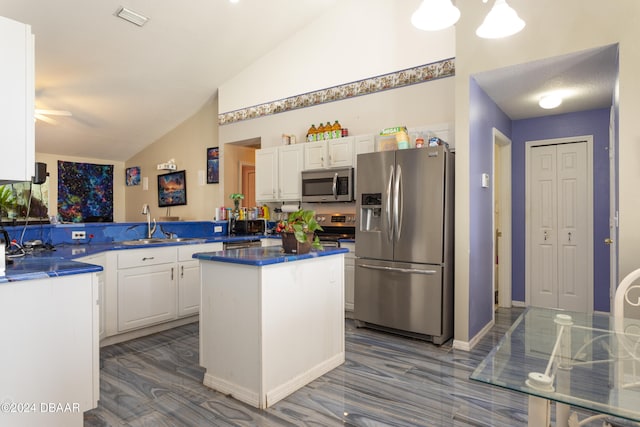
[115,6,149,27]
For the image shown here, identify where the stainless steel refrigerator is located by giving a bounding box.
[354,145,454,345]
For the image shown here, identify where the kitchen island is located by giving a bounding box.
[193,246,347,409]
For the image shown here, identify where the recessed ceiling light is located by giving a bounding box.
[115,7,149,27]
[539,94,562,109]
[229,0,240,3]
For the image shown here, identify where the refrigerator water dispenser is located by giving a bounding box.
[360,193,382,232]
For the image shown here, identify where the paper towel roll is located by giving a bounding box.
[281,204,299,213]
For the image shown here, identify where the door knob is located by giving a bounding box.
[604,238,613,245]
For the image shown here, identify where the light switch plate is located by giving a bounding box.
[481,173,490,188]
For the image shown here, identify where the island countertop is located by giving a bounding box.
[193,246,348,266]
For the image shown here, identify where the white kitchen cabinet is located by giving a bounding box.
[76,252,107,340]
[278,144,304,200]
[0,16,34,184]
[0,273,99,426]
[354,134,375,161]
[116,247,177,332]
[256,147,279,201]
[177,242,223,317]
[303,137,354,170]
[261,237,282,247]
[256,144,304,202]
[341,242,356,314]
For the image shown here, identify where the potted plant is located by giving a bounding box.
[275,209,323,253]
[229,193,244,216]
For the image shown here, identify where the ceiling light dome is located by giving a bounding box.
[476,0,525,39]
[539,94,562,109]
[411,0,461,31]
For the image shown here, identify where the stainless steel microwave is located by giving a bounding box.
[301,167,354,202]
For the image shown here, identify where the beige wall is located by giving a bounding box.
[125,96,220,221]
[453,0,640,342]
[219,77,455,148]
[35,153,126,222]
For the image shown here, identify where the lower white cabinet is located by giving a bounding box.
[89,242,223,340]
[117,247,178,332]
[76,253,107,340]
[261,237,282,247]
[341,242,355,313]
[177,243,223,317]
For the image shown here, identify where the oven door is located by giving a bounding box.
[301,168,353,202]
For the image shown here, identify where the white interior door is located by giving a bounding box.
[527,138,593,312]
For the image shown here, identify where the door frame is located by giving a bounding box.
[525,135,594,311]
[608,107,619,308]
[492,128,512,309]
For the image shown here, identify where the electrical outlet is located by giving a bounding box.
[72,231,86,240]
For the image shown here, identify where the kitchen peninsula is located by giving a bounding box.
[194,246,347,409]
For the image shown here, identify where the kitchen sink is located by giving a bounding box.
[118,237,206,245]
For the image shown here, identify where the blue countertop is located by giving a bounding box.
[1,257,103,283]
[193,246,348,266]
[0,235,269,283]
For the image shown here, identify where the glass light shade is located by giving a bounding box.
[476,0,525,39]
[411,0,461,31]
[539,94,562,109]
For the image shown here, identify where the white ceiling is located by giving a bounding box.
[1,1,618,161]
[0,0,338,161]
[473,44,618,120]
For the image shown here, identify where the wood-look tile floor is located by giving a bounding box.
[84,308,636,426]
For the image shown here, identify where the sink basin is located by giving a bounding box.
[118,237,206,245]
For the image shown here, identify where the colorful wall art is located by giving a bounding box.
[157,170,187,207]
[207,147,219,184]
[126,166,141,186]
[58,161,114,222]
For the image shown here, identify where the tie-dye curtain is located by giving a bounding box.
[58,161,113,223]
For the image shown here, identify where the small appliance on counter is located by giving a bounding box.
[230,218,267,236]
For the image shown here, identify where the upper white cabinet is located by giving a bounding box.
[303,137,354,170]
[0,16,34,184]
[256,144,304,202]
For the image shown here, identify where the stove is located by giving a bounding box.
[314,213,356,248]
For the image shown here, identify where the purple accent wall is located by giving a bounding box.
[468,78,512,337]
[511,109,611,312]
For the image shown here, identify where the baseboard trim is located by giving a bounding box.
[453,319,495,351]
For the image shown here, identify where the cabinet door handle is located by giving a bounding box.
[171,267,174,281]
[142,256,155,261]
[181,265,184,278]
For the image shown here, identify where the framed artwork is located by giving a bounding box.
[157,170,187,207]
[58,161,113,222]
[126,166,141,186]
[207,147,219,184]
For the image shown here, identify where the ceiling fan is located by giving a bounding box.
[34,108,72,125]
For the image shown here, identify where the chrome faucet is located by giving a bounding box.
[141,204,157,238]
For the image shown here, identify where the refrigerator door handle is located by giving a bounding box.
[359,263,438,275]
[394,164,403,241]
[386,164,394,242]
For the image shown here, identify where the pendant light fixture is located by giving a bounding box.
[411,0,525,38]
[476,0,525,39]
[411,0,461,31]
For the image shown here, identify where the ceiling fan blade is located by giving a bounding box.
[35,108,72,116]
[35,113,58,124]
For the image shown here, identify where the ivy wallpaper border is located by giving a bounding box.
[218,57,455,126]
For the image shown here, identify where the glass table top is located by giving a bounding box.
[470,307,640,423]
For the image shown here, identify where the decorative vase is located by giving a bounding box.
[281,232,313,254]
